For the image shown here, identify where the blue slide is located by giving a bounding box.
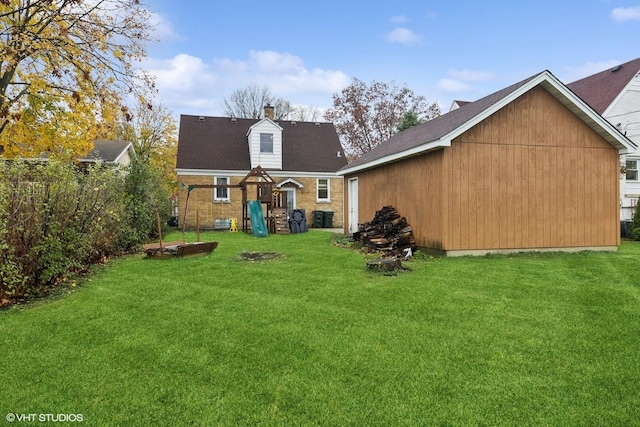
[247,200,269,237]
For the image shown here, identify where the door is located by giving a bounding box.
[348,178,359,233]
[280,188,296,212]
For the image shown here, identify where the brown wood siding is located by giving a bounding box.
[345,150,445,249]
[447,86,620,250]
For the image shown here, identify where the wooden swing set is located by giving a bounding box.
[181,166,279,233]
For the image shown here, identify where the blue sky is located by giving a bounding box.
[142,0,640,117]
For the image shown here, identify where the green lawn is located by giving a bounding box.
[1,230,639,426]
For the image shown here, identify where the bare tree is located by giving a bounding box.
[324,78,440,159]
[289,104,322,122]
[222,84,292,120]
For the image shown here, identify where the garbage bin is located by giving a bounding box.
[312,210,324,228]
[323,211,334,228]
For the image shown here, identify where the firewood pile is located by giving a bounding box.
[352,206,417,258]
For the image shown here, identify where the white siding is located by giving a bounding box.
[247,119,283,170]
[604,72,640,220]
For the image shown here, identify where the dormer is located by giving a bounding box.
[246,105,283,170]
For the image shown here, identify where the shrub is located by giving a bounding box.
[631,199,640,241]
[0,159,171,303]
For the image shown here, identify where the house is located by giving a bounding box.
[338,70,637,256]
[175,106,347,230]
[79,140,135,168]
[1,139,135,168]
[567,57,640,223]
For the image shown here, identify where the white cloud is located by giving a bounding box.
[436,78,472,94]
[563,60,622,82]
[447,69,497,82]
[386,27,420,45]
[611,6,640,21]
[142,50,350,116]
[436,69,496,94]
[148,12,184,42]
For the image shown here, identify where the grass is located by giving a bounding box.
[1,230,639,426]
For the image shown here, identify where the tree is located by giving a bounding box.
[222,84,292,120]
[289,104,322,122]
[324,78,440,159]
[0,0,154,158]
[118,102,178,193]
[396,110,421,132]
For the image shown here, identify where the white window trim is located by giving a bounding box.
[214,176,230,202]
[627,159,639,182]
[260,133,273,153]
[316,178,330,202]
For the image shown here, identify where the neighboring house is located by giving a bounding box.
[567,57,640,222]
[79,140,135,168]
[175,106,347,229]
[2,139,135,168]
[338,70,636,256]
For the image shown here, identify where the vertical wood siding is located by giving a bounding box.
[345,151,445,249]
[447,86,619,250]
[346,86,620,251]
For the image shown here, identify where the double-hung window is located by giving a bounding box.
[627,160,638,181]
[260,133,273,153]
[214,176,230,201]
[317,178,330,202]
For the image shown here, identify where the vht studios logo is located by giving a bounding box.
[6,413,84,423]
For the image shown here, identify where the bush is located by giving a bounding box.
[631,199,640,241]
[0,159,171,303]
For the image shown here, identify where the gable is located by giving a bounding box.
[339,70,636,176]
[247,118,283,170]
[457,86,616,151]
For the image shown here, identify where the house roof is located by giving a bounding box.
[80,140,134,164]
[567,57,640,115]
[339,70,637,175]
[176,115,347,173]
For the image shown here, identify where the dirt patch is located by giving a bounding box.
[239,252,281,261]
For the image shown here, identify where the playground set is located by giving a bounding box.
[180,166,305,238]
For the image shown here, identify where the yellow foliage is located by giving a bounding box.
[0,0,154,158]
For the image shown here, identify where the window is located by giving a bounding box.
[214,176,229,201]
[317,179,330,202]
[260,133,273,153]
[627,160,638,181]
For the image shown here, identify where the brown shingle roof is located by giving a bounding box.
[342,72,541,171]
[340,70,637,175]
[567,57,640,114]
[176,115,347,172]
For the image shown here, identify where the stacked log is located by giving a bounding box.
[352,206,417,258]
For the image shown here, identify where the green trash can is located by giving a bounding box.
[323,211,334,228]
[312,210,324,228]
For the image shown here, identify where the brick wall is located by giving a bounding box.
[177,175,344,229]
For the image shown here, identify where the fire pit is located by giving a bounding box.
[239,252,280,261]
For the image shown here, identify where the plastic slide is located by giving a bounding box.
[247,200,269,237]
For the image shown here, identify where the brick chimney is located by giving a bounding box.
[264,104,274,120]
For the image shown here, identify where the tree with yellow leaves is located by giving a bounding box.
[118,102,178,193]
[0,0,154,158]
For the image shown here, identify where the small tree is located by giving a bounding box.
[396,111,421,132]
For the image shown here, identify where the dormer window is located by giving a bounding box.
[260,133,273,153]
